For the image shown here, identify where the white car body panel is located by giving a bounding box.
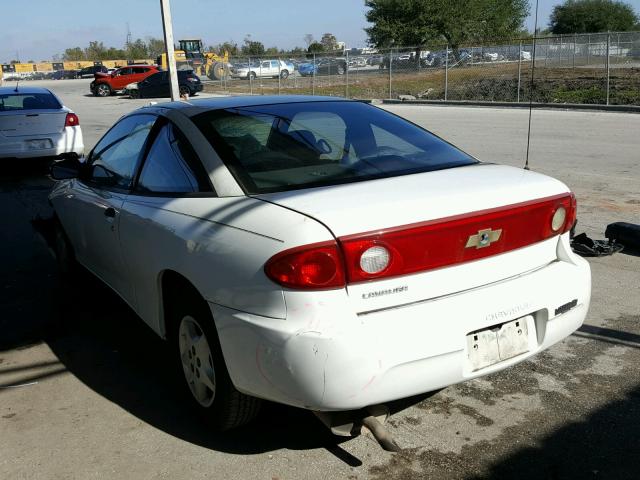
[49,99,591,413]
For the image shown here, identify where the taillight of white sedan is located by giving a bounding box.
[0,86,83,160]
[49,96,590,434]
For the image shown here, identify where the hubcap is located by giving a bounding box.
[178,315,216,407]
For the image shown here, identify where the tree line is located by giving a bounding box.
[54,0,638,63]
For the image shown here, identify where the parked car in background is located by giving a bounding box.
[298,57,348,76]
[78,65,109,78]
[128,70,203,98]
[231,59,294,79]
[0,86,83,160]
[51,70,79,80]
[48,96,590,434]
[90,65,160,97]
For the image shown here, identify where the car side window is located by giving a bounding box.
[271,61,279,68]
[136,123,210,194]
[87,114,157,190]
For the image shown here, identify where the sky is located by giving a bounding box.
[1,0,639,63]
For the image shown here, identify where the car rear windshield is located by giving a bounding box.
[0,93,61,111]
[193,101,477,194]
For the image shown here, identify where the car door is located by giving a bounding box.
[118,120,214,333]
[260,61,271,77]
[112,67,133,89]
[61,113,158,307]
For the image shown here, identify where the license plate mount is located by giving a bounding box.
[467,316,531,371]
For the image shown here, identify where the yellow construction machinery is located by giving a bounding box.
[157,39,230,80]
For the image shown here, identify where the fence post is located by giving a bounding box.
[312,53,316,96]
[278,57,281,95]
[587,34,591,65]
[445,45,449,101]
[345,50,349,98]
[572,35,576,68]
[388,48,393,100]
[517,41,522,103]
[606,32,611,105]
[249,56,253,95]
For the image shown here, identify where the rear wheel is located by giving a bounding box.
[168,285,261,430]
[95,83,111,97]
[179,85,190,97]
[280,69,289,79]
[247,71,256,81]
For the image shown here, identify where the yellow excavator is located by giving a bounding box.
[157,39,230,80]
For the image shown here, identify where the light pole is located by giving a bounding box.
[160,0,180,101]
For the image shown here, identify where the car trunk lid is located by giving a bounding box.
[0,110,67,137]
[258,164,572,312]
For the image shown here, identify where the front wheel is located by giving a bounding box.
[179,85,190,97]
[280,69,289,79]
[247,71,256,81]
[95,83,111,97]
[170,288,261,430]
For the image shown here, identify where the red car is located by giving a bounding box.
[90,65,159,97]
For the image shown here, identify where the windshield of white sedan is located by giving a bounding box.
[194,101,477,194]
[0,93,61,111]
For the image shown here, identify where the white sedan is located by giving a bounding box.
[49,96,590,434]
[0,86,84,160]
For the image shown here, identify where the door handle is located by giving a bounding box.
[104,207,116,218]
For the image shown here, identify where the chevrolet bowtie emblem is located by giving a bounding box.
[465,228,502,249]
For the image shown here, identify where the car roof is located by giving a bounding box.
[144,95,352,116]
[0,86,54,95]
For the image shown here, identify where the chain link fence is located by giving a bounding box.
[198,31,639,106]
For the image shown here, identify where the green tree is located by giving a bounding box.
[549,0,638,34]
[85,41,107,60]
[63,47,85,61]
[365,0,529,48]
[127,38,148,59]
[241,35,265,56]
[146,37,166,58]
[307,42,325,53]
[209,41,239,56]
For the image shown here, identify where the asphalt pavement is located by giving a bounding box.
[1,80,639,479]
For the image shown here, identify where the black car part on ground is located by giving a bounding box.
[571,232,624,257]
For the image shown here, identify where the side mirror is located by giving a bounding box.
[50,157,82,180]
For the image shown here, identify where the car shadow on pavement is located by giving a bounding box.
[475,382,640,480]
[38,268,368,460]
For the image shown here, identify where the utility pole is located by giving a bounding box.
[160,0,180,101]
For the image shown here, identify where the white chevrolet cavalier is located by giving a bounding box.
[49,96,591,432]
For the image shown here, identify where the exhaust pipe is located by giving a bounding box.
[313,404,402,452]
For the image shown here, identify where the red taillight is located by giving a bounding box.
[340,193,577,284]
[265,241,346,290]
[65,113,79,127]
[265,193,577,289]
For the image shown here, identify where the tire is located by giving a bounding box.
[247,71,256,81]
[54,220,78,281]
[95,83,111,97]
[168,285,261,431]
[280,69,289,79]
[179,85,190,97]
[129,89,140,99]
[336,64,346,75]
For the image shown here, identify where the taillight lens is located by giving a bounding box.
[266,193,577,289]
[265,241,345,290]
[65,113,79,127]
[341,192,577,284]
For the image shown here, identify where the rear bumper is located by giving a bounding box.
[0,126,84,159]
[212,239,591,411]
